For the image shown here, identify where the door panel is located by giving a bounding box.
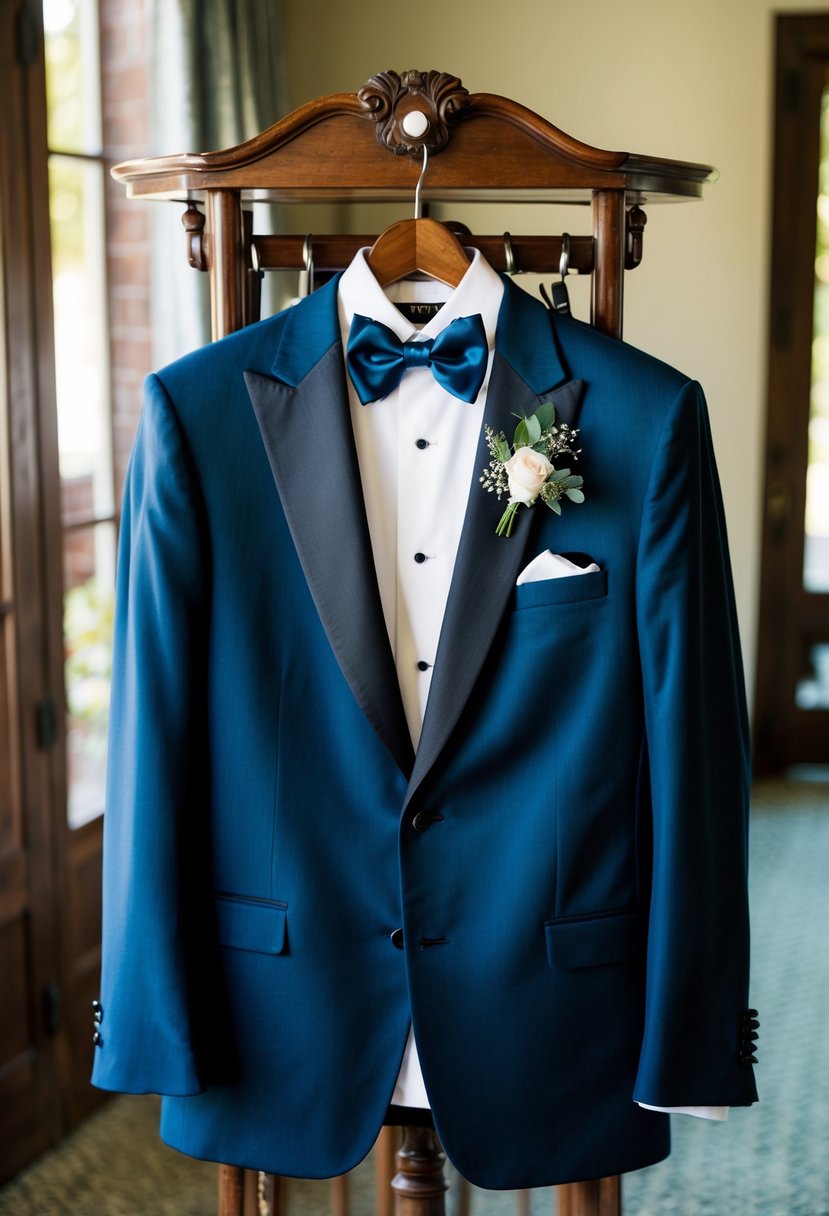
[0,0,111,1181]
[0,3,63,1175]
[61,819,104,1123]
[756,14,829,771]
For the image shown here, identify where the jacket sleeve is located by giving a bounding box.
[632,379,758,1109]
[91,373,212,1096]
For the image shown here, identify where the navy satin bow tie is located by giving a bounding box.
[346,312,489,405]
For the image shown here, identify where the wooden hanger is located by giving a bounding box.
[366,216,471,287]
[366,141,471,288]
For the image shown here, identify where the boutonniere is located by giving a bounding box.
[479,402,584,537]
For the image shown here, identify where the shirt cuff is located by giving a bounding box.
[637,1102,729,1121]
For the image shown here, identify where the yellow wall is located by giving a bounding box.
[283,0,829,705]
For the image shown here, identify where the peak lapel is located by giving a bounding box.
[246,286,415,778]
[404,281,586,806]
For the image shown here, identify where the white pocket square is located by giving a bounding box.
[516,551,600,585]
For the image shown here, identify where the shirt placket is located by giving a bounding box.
[395,362,447,749]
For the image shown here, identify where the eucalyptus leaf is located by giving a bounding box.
[545,498,562,515]
[525,414,542,444]
[534,402,556,431]
[513,418,530,449]
[566,488,585,503]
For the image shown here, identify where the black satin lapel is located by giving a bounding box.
[245,354,415,778]
[403,352,544,805]
[549,378,586,428]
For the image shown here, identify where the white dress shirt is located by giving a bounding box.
[335,248,726,1121]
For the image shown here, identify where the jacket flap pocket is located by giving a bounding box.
[215,895,287,955]
[545,910,643,970]
[515,569,607,609]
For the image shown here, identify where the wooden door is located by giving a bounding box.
[0,0,66,1178]
[755,14,829,771]
[0,0,111,1181]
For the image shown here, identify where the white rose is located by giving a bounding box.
[504,446,554,505]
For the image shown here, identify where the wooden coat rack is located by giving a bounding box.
[111,68,717,1216]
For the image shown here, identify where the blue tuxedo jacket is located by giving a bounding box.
[91,274,757,1188]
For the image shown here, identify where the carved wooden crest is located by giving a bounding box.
[357,69,471,157]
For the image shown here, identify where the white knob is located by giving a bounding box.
[401,110,429,138]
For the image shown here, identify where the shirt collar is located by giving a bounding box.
[337,246,504,351]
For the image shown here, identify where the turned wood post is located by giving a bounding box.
[391,1126,450,1216]
[218,1166,286,1216]
[217,1165,244,1215]
[591,189,626,339]
[204,187,246,339]
[376,1126,399,1216]
[556,1174,622,1216]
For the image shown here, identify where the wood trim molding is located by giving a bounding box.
[111,71,716,206]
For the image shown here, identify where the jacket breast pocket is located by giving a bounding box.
[545,909,644,970]
[215,893,288,955]
[514,569,608,610]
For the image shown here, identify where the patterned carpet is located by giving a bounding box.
[1,779,827,1216]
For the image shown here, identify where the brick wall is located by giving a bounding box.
[100,0,152,506]
[61,476,95,589]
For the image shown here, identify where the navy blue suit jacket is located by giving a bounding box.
[91,275,757,1188]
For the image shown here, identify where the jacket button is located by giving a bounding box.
[412,811,445,832]
[390,928,404,949]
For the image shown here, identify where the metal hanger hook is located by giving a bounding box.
[559,232,571,280]
[414,144,429,220]
[503,231,517,275]
[300,233,314,297]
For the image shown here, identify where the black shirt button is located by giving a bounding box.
[391,928,404,949]
[416,660,430,672]
[414,552,427,564]
[415,438,429,450]
[92,1031,103,1047]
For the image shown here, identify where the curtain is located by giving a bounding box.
[150,0,286,364]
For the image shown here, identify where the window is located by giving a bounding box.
[804,83,829,598]
[45,0,115,828]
